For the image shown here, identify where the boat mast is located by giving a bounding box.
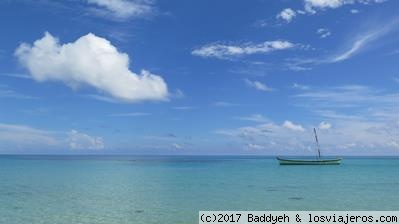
[313,128,321,159]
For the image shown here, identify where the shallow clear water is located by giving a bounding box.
[0,156,398,224]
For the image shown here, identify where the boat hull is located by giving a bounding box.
[277,157,342,165]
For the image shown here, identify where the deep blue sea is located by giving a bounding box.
[0,155,398,224]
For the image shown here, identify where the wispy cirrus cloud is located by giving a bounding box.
[245,143,268,151]
[212,101,237,107]
[292,83,310,90]
[331,25,394,62]
[0,84,38,100]
[285,21,399,70]
[108,112,150,117]
[8,0,154,21]
[217,117,399,155]
[1,73,31,79]
[328,19,399,62]
[294,85,383,115]
[86,0,154,20]
[215,121,313,153]
[192,40,294,60]
[235,114,269,123]
[0,123,106,151]
[0,123,58,148]
[293,84,399,153]
[294,85,399,117]
[330,32,379,62]
[215,84,399,155]
[172,106,195,110]
[84,94,120,103]
[245,79,274,92]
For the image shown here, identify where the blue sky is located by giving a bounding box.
[1,0,399,155]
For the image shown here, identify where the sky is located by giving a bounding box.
[1,0,399,155]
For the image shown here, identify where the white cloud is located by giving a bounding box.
[172,143,183,150]
[108,112,150,117]
[0,124,108,152]
[218,118,399,154]
[304,0,385,14]
[86,0,153,19]
[15,32,169,102]
[295,85,399,117]
[213,101,236,107]
[330,21,397,63]
[297,10,307,15]
[317,28,331,38]
[304,0,344,13]
[216,122,313,152]
[236,114,269,123]
[171,89,185,99]
[283,120,305,131]
[1,73,31,79]
[85,94,120,103]
[246,143,267,151]
[68,130,104,150]
[388,49,399,56]
[286,22,398,69]
[173,106,195,110]
[329,21,397,63]
[0,123,58,148]
[294,85,399,151]
[295,85,376,105]
[292,83,310,90]
[277,8,296,22]
[319,121,332,130]
[331,33,374,62]
[216,84,399,154]
[245,79,273,92]
[285,58,317,71]
[273,0,385,23]
[192,40,294,59]
[253,19,269,28]
[350,9,360,13]
[0,84,38,100]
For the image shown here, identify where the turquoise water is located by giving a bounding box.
[0,156,398,224]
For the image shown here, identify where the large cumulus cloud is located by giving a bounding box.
[15,32,169,102]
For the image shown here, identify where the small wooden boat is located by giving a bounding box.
[277,128,342,165]
[276,157,342,165]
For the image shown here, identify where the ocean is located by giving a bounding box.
[0,155,398,224]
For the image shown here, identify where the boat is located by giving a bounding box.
[276,157,342,165]
[277,128,342,165]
